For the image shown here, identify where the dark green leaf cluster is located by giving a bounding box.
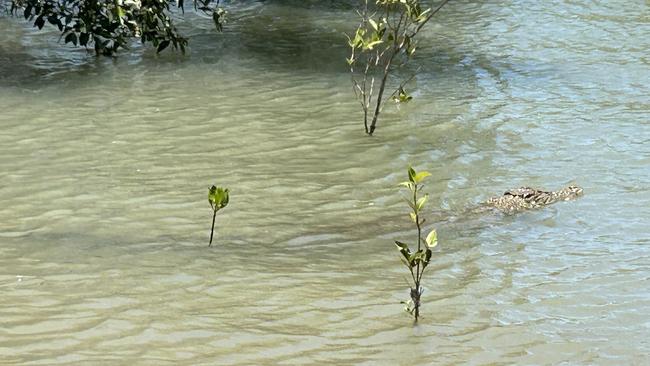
[208,185,229,212]
[8,0,226,55]
[395,240,432,270]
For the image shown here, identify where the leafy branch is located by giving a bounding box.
[7,0,227,55]
[347,0,451,135]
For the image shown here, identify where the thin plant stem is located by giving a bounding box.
[413,183,423,321]
[209,208,217,247]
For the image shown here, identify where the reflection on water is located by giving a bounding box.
[1,0,650,364]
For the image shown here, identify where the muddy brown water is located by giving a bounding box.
[1,1,649,364]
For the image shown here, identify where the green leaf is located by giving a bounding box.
[394,240,409,251]
[413,171,431,184]
[408,44,417,57]
[417,8,431,23]
[395,241,411,262]
[403,35,411,50]
[393,86,413,104]
[398,181,414,191]
[409,250,425,267]
[364,39,383,50]
[350,28,365,49]
[79,32,89,47]
[34,16,45,29]
[407,253,416,267]
[157,40,170,53]
[416,194,428,211]
[64,32,77,46]
[425,229,438,248]
[47,15,59,26]
[409,212,417,223]
[116,5,125,19]
[408,166,416,183]
[422,248,432,268]
[24,4,32,19]
[368,18,378,31]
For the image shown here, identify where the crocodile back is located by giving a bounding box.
[484,185,583,213]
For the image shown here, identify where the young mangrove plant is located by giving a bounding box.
[347,0,451,135]
[208,185,229,247]
[395,166,438,321]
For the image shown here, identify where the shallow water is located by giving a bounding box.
[1,1,649,364]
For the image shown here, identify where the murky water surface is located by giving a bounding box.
[1,1,649,364]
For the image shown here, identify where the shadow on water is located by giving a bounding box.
[0,0,506,86]
[0,1,357,86]
[0,20,122,89]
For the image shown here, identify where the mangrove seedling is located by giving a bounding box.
[208,185,229,247]
[395,166,438,321]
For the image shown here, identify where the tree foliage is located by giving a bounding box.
[6,0,226,55]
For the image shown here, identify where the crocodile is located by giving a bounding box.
[482,185,584,214]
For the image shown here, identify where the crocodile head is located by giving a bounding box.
[555,185,584,201]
